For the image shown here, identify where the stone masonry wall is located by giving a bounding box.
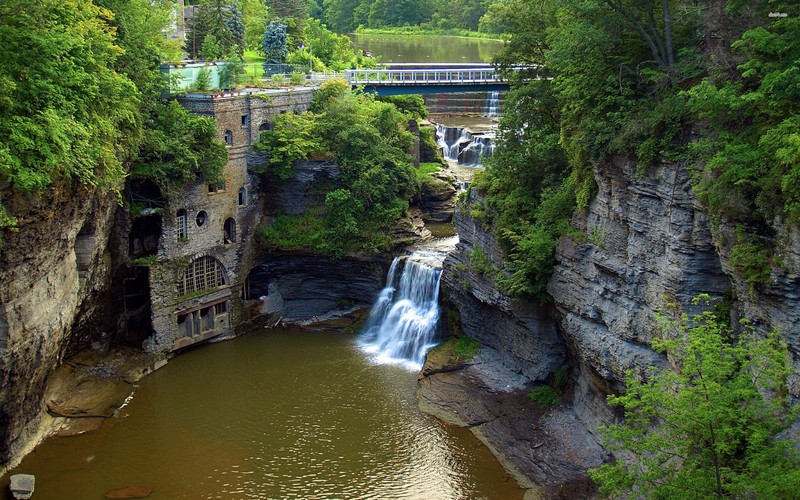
[145,90,315,353]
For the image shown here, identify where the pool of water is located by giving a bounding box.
[8,328,523,499]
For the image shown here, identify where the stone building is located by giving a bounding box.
[128,88,315,354]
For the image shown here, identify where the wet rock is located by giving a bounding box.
[9,474,35,499]
[418,169,457,223]
[246,254,386,327]
[104,484,153,498]
[55,417,105,437]
[44,363,133,418]
[418,362,607,498]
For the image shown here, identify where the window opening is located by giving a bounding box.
[176,209,188,240]
[215,302,228,315]
[208,182,226,193]
[196,211,207,227]
[224,218,236,244]
[238,187,247,206]
[241,115,249,127]
[178,256,227,296]
[224,130,233,146]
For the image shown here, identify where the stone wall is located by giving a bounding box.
[144,89,315,353]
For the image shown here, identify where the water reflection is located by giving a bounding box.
[9,329,523,499]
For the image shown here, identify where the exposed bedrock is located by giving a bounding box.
[0,185,120,471]
[243,254,387,329]
[442,191,566,384]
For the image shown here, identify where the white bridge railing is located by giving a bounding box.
[344,68,502,86]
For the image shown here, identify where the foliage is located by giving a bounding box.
[129,101,228,197]
[453,335,480,360]
[219,51,247,89]
[377,95,428,120]
[187,0,244,59]
[262,20,288,64]
[526,386,559,410]
[415,162,448,190]
[256,213,327,252]
[254,80,419,256]
[0,0,140,233]
[590,296,799,499]
[469,247,492,276]
[194,67,213,91]
[200,34,223,60]
[241,0,270,51]
[320,0,506,33]
[253,111,319,179]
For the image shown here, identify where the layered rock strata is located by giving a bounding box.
[0,186,120,470]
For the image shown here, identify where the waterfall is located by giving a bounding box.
[358,251,443,371]
[435,123,495,167]
[485,91,500,117]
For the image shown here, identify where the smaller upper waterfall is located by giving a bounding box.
[435,123,495,167]
[358,250,445,371]
[485,91,500,117]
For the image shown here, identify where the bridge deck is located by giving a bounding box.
[345,68,501,86]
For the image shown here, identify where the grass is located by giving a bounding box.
[416,162,450,190]
[453,335,481,360]
[243,50,264,64]
[526,386,560,410]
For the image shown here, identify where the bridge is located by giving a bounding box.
[342,63,510,95]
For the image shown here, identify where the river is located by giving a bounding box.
[11,328,523,499]
[346,34,503,64]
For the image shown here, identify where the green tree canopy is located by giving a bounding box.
[590,296,800,498]
[254,79,418,256]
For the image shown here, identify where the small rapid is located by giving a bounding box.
[359,250,445,371]
[435,123,495,167]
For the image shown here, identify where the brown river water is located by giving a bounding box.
[8,328,524,499]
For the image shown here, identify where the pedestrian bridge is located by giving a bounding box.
[342,64,513,95]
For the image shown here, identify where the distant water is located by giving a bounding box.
[346,33,503,63]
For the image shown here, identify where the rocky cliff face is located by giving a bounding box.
[419,191,607,497]
[425,155,800,495]
[549,156,800,436]
[0,185,119,470]
[244,254,387,329]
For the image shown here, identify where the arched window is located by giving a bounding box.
[238,187,247,206]
[258,122,273,132]
[224,130,233,146]
[224,218,236,244]
[178,256,227,296]
[176,209,188,240]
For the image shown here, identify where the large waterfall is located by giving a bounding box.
[358,251,444,371]
[435,123,495,167]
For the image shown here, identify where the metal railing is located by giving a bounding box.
[344,68,501,86]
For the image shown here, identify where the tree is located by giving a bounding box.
[187,0,241,59]
[199,33,222,59]
[262,20,288,65]
[242,0,269,50]
[590,297,800,499]
[271,0,308,19]
[219,51,246,89]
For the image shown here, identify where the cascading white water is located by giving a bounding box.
[435,123,473,162]
[359,251,444,371]
[485,90,500,117]
[435,123,495,167]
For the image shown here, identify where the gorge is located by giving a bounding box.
[2,3,800,499]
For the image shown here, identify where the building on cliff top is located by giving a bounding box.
[124,88,315,354]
